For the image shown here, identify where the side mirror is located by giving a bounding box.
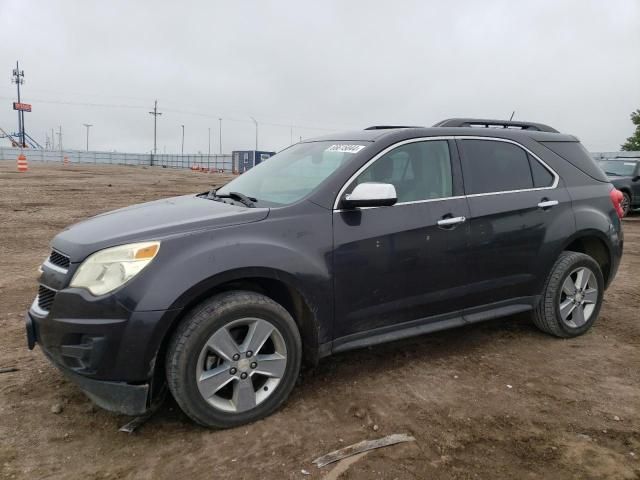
[341,182,397,209]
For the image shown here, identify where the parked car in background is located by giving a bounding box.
[597,158,640,216]
[26,118,624,428]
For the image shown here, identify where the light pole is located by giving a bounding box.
[250,116,258,151]
[219,118,222,154]
[181,124,185,154]
[83,123,93,151]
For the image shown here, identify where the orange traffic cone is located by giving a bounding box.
[63,156,69,166]
[17,153,28,172]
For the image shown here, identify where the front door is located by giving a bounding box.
[332,139,470,340]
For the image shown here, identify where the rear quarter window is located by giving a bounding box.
[529,154,555,187]
[541,141,608,182]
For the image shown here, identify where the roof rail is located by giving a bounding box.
[433,118,559,133]
[364,125,423,130]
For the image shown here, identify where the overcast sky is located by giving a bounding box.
[1,0,639,154]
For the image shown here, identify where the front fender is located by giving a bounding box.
[112,205,334,359]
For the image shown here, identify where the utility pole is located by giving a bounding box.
[250,116,258,151]
[148,100,162,166]
[219,118,222,154]
[181,125,185,154]
[57,126,63,150]
[208,127,211,156]
[83,123,93,151]
[11,61,25,148]
[51,128,55,150]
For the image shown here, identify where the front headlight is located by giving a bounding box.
[70,241,160,296]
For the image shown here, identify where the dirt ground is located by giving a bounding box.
[0,162,638,480]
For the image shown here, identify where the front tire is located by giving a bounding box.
[166,291,302,428]
[533,251,604,338]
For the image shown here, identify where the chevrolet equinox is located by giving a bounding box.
[26,118,624,428]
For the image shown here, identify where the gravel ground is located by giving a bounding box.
[1,162,638,480]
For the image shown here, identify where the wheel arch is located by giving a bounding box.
[561,231,613,287]
[157,268,323,374]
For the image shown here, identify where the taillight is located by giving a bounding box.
[610,188,624,218]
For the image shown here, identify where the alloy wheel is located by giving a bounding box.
[195,318,287,413]
[558,267,599,328]
[621,194,631,217]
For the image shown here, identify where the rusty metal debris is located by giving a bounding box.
[312,433,415,468]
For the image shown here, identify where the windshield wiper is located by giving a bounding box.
[209,189,257,208]
[604,171,620,176]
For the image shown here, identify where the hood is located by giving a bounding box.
[52,194,269,262]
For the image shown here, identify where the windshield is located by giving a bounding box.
[216,142,369,206]
[598,160,638,177]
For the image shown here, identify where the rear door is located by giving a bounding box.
[457,137,572,308]
[332,139,470,340]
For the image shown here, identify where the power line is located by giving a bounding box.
[0,95,353,132]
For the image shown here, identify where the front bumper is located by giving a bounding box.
[26,310,151,415]
[26,286,181,415]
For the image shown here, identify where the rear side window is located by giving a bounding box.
[460,140,533,194]
[541,141,608,182]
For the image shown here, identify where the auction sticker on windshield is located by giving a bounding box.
[326,144,366,153]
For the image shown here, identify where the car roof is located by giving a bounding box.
[306,126,578,143]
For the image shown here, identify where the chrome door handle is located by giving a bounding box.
[437,216,466,227]
[537,200,559,209]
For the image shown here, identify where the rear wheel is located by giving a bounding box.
[166,291,302,428]
[533,251,604,338]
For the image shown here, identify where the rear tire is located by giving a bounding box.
[166,291,302,428]
[533,251,604,338]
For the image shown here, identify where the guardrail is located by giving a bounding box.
[0,146,233,171]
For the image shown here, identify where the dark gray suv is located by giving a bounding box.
[26,118,624,428]
[598,157,640,216]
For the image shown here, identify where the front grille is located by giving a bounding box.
[48,250,70,270]
[37,285,56,312]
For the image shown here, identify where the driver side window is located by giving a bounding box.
[353,140,453,203]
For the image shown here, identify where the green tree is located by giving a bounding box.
[621,109,640,151]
